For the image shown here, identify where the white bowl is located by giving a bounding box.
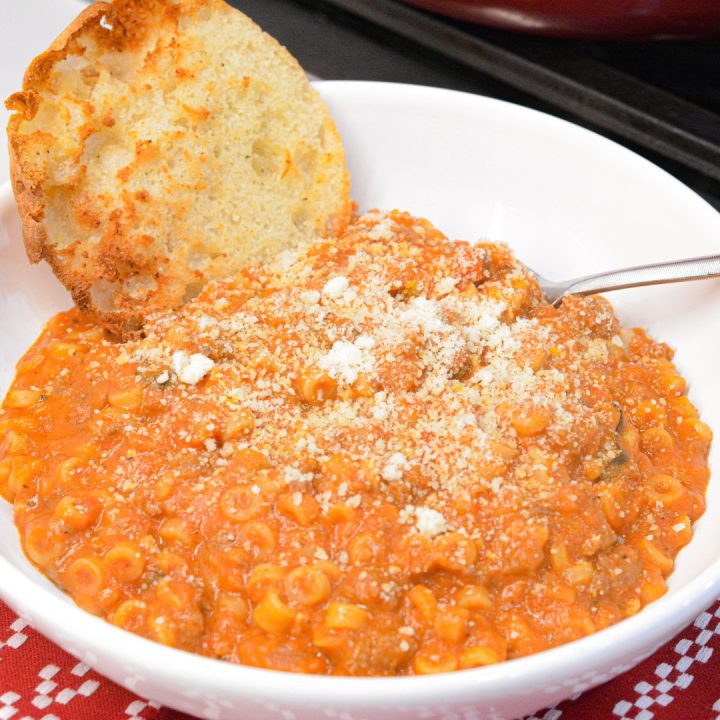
[1,81,719,720]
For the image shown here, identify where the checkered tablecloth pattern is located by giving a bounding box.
[1,597,719,720]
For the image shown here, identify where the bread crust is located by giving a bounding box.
[6,0,351,337]
[7,3,107,267]
[6,0,168,334]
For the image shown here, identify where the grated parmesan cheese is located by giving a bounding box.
[436,276,458,296]
[366,216,395,241]
[284,466,314,484]
[399,297,446,334]
[322,276,350,298]
[381,452,409,482]
[317,336,375,384]
[172,351,215,385]
[414,506,449,538]
[300,290,321,305]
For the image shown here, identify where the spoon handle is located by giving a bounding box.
[560,254,720,301]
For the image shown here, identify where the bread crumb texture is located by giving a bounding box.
[6,0,351,335]
[107,210,626,550]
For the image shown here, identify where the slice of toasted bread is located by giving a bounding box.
[6,0,351,335]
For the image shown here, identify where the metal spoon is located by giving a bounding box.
[528,254,720,305]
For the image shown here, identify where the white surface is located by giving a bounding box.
[1,79,719,720]
[0,0,88,184]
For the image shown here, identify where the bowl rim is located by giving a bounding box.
[1,79,719,707]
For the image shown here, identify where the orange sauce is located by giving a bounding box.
[0,212,711,675]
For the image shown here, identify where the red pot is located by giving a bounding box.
[401,0,720,39]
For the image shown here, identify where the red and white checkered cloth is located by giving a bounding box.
[1,597,719,720]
